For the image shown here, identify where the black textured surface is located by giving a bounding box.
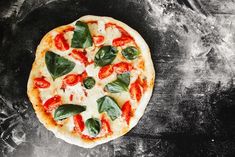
[0,0,235,156]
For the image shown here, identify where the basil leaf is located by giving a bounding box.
[104,73,130,93]
[83,77,96,89]
[97,96,121,120]
[85,118,101,137]
[54,104,86,121]
[71,21,93,48]
[117,72,130,86]
[94,46,118,67]
[45,51,75,80]
[122,46,140,60]
[104,80,128,93]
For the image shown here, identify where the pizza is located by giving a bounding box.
[27,15,155,148]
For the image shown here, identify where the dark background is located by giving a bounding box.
[0,0,235,156]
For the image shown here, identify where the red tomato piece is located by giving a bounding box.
[43,95,62,112]
[54,33,69,51]
[98,65,114,79]
[141,79,148,92]
[117,27,130,37]
[121,101,132,125]
[105,22,113,29]
[87,60,94,65]
[130,80,142,102]
[87,20,97,24]
[83,89,88,97]
[69,94,73,101]
[74,114,85,132]
[63,26,75,33]
[81,71,88,79]
[137,77,148,92]
[101,116,112,135]
[81,134,95,140]
[93,35,104,45]
[63,74,79,86]
[73,71,87,84]
[113,62,133,74]
[112,36,133,47]
[76,75,83,83]
[69,49,89,66]
[62,71,87,89]
[34,77,50,88]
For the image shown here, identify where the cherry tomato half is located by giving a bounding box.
[34,77,50,88]
[54,33,69,51]
[121,101,132,125]
[113,62,133,74]
[74,114,85,132]
[43,95,62,112]
[98,65,114,79]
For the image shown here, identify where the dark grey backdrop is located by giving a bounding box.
[0,0,235,156]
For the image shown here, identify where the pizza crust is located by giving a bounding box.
[27,15,155,148]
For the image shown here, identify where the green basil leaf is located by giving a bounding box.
[85,118,101,137]
[104,80,128,93]
[45,51,75,80]
[97,96,121,121]
[94,46,118,67]
[122,46,140,60]
[71,21,93,48]
[83,77,96,89]
[104,73,130,93]
[117,72,130,86]
[54,104,86,121]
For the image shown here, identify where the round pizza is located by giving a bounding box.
[27,15,155,148]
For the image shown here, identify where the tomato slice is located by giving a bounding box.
[101,116,112,135]
[98,65,114,80]
[63,74,79,86]
[43,95,62,112]
[130,80,142,102]
[121,101,132,125]
[112,36,133,47]
[62,71,87,89]
[54,33,69,51]
[113,62,133,74]
[137,77,148,92]
[69,49,89,66]
[93,35,105,46]
[74,114,85,132]
[34,77,50,88]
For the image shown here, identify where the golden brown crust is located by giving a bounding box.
[27,61,57,129]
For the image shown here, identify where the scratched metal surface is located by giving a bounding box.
[0,0,235,156]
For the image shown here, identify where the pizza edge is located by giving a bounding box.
[27,15,155,148]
